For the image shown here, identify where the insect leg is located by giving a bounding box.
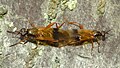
[45,22,56,29]
[63,16,83,29]
[9,40,24,47]
[9,38,28,47]
[68,22,84,29]
[91,40,94,51]
[7,31,22,39]
[96,38,100,53]
[45,22,65,29]
[7,31,20,35]
[55,22,65,29]
[31,41,39,50]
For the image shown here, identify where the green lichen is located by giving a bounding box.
[66,0,77,11]
[97,0,106,16]
[0,29,1,33]
[47,0,60,21]
[60,0,68,10]
[0,5,8,18]
[47,0,77,23]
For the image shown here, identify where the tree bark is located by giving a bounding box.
[0,0,120,68]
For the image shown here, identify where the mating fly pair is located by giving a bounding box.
[7,21,110,52]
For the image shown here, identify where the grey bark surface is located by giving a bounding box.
[0,0,120,68]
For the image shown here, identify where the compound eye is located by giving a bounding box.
[21,28,26,32]
[94,31,102,37]
[94,33,99,37]
[20,28,27,35]
[94,33,97,36]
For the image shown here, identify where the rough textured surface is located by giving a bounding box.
[0,0,120,68]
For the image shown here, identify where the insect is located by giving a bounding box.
[7,21,66,48]
[65,22,110,52]
[7,20,110,52]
